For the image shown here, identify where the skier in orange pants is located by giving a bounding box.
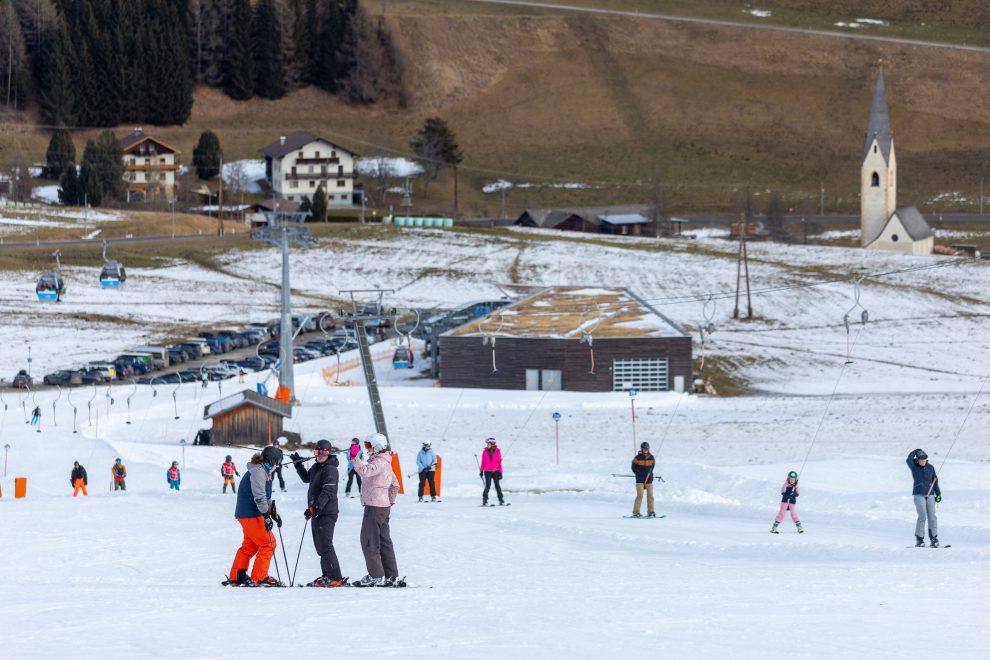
[71,461,88,496]
[227,447,283,586]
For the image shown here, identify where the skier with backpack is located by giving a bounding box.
[166,461,181,491]
[479,437,505,506]
[350,432,402,587]
[345,438,363,497]
[290,439,346,587]
[221,456,240,494]
[416,441,438,502]
[111,458,127,491]
[907,449,942,547]
[227,446,284,587]
[630,442,657,518]
[771,471,804,534]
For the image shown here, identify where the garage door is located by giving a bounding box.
[612,358,669,392]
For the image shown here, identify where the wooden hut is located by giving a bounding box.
[203,389,292,447]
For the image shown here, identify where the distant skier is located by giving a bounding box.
[350,433,401,587]
[416,441,438,502]
[907,449,942,547]
[111,458,127,492]
[30,406,40,426]
[290,439,345,587]
[631,442,657,518]
[71,461,88,497]
[221,455,240,494]
[771,471,803,534]
[238,369,246,384]
[227,446,283,586]
[200,371,208,389]
[480,438,505,506]
[345,438,363,497]
[272,438,287,492]
[167,461,181,491]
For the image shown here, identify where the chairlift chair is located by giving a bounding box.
[392,346,414,369]
[36,249,66,301]
[100,241,127,288]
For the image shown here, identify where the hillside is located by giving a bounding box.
[3,4,990,215]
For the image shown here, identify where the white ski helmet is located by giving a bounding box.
[365,432,389,452]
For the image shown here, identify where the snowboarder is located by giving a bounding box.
[167,461,181,491]
[71,461,88,497]
[111,458,127,492]
[350,432,400,587]
[480,437,505,506]
[221,455,240,494]
[272,438,287,492]
[416,441,438,502]
[228,446,284,586]
[907,449,942,547]
[771,471,803,534]
[631,442,656,518]
[345,438,363,497]
[29,405,40,426]
[290,439,345,587]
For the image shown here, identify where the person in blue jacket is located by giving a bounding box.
[416,441,437,502]
[907,448,942,547]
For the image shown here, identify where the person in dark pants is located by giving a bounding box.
[350,433,401,587]
[907,448,942,547]
[272,438,287,492]
[291,439,345,587]
[345,438,363,497]
[416,441,437,502]
[479,437,505,506]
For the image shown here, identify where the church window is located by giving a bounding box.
[874,145,878,154]
[891,234,899,242]
[871,172,879,187]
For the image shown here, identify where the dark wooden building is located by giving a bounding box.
[440,287,692,392]
[203,389,292,447]
[515,205,652,233]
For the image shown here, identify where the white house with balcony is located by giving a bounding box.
[120,128,180,202]
[259,132,358,208]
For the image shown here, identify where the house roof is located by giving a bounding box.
[258,131,356,159]
[203,389,293,420]
[598,213,651,225]
[891,206,934,241]
[119,129,180,154]
[517,205,652,229]
[443,286,687,339]
[863,67,893,163]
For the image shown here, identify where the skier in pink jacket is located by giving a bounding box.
[350,432,402,587]
[479,437,506,506]
[771,471,803,534]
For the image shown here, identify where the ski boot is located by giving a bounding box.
[499,500,507,506]
[418,497,424,503]
[796,522,804,534]
[930,536,940,549]
[223,569,256,587]
[647,512,657,518]
[309,576,349,587]
[631,512,643,518]
[770,522,780,534]
[431,496,437,502]
[352,575,384,588]
[256,576,284,587]
[915,536,926,547]
[379,576,407,588]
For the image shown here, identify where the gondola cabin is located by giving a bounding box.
[36,273,65,301]
[392,346,415,369]
[100,261,127,288]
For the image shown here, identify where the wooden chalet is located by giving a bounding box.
[203,389,292,447]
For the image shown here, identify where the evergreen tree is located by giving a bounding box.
[0,0,31,109]
[36,16,74,125]
[78,161,103,207]
[252,0,285,99]
[45,128,76,179]
[58,165,79,205]
[298,194,312,216]
[310,183,327,222]
[410,116,464,195]
[223,0,254,100]
[81,131,125,202]
[192,130,223,180]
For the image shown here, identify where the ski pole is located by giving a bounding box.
[291,518,309,587]
[267,530,282,584]
[474,454,484,482]
[276,522,290,588]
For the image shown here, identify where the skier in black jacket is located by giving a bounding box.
[291,439,345,586]
[907,448,942,547]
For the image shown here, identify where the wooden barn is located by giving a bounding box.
[440,287,692,392]
[203,390,292,447]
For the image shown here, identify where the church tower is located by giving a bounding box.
[860,67,897,247]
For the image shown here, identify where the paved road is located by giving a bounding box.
[464,0,990,54]
[0,232,236,250]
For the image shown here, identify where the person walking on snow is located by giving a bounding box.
[221,456,240,493]
[417,441,438,502]
[71,461,88,496]
[167,461,181,491]
[771,471,803,534]
[228,446,284,586]
[345,438,363,497]
[907,449,942,547]
[111,458,127,492]
[480,438,505,506]
[30,405,40,425]
[631,442,657,518]
[238,369,246,384]
[290,439,345,587]
[350,433,400,587]
[272,438,287,492]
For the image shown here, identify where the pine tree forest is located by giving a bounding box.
[5,0,364,127]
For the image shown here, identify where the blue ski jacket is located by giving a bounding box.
[906,451,941,497]
[416,449,436,471]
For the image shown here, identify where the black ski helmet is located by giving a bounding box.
[350,438,359,445]
[915,449,928,461]
[261,445,283,466]
[225,455,232,461]
[315,439,333,452]
[640,442,650,450]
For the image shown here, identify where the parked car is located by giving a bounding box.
[168,348,188,364]
[178,342,205,359]
[13,370,33,389]
[43,369,83,386]
[111,360,135,378]
[235,357,266,371]
[86,363,117,381]
[78,366,108,384]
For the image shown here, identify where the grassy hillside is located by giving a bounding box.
[3,3,990,216]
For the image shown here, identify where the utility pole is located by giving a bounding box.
[734,192,753,320]
[217,156,225,236]
[453,165,459,212]
[278,228,295,403]
[500,187,507,220]
[819,180,825,217]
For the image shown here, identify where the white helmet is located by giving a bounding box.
[365,432,389,452]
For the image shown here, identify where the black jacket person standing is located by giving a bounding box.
[291,440,345,586]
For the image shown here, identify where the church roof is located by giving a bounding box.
[892,206,934,241]
[863,67,893,163]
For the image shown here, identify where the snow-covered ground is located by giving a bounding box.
[2,352,989,658]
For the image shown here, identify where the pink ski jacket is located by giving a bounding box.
[480,447,503,472]
[352,451,399,507]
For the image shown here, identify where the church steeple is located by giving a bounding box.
[863,66,892,163]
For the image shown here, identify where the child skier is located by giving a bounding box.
[227,446,284,587]
[112,458,127,491]
[771,471,803,534]
[221,455,240,494]
[167,461,181,491]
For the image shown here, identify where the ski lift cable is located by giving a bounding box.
[504,388,552,456]
[929,368,990,490]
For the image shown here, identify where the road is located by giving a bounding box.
[464,0,990,54]
[0,232,239,250]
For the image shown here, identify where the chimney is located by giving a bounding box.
[279,135,286,146]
